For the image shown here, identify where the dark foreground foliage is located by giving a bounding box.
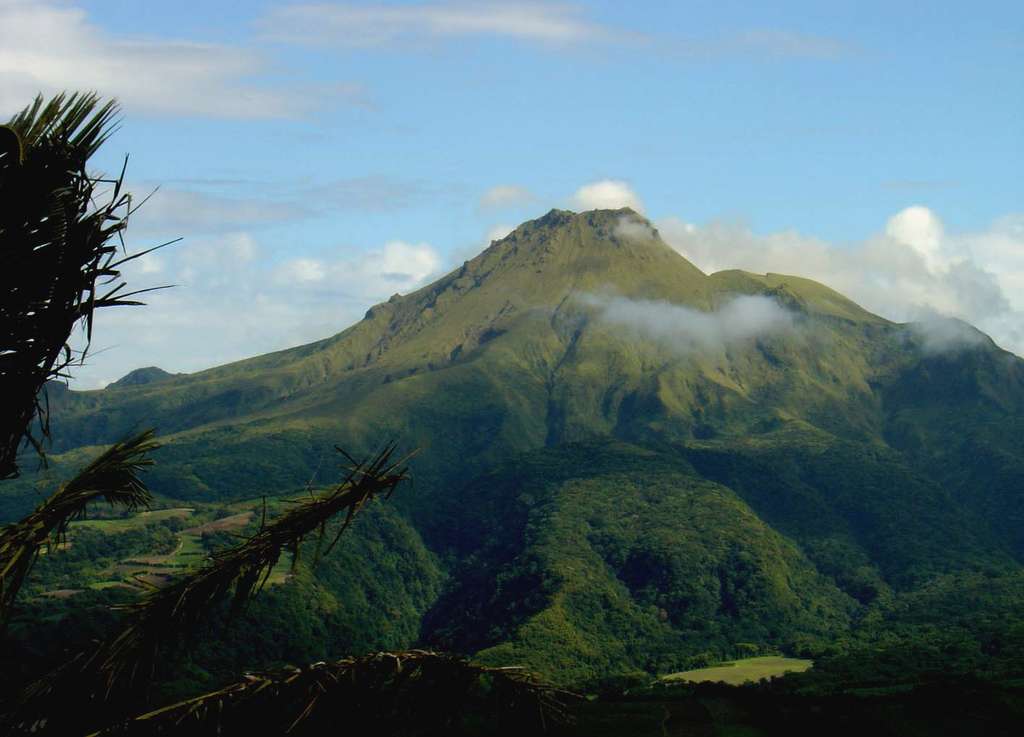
[554,678,1024,737]
[94,650,570,737]
[0,93,166,480]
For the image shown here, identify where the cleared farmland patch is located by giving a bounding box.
[663,656,813,685]
[72,507,194,533]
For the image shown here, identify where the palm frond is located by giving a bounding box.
[0,430,158,624]
[6,92,120,160]
[0,92,162,480]
[91,650,573,737]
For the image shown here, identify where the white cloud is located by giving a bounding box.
[272,239,442,297]
[479,185,536,210]
[136,254,165,275]
[571,179,645,213]
[911,315,989,355]
[175,231,260,286]
[260,2,616,47]
[278,258,327,284]
[658,206,1024,356]
[582,293,794,353]
[0,0,354,118]
[885,205,946,274]
[375,240,443,287]
[229,233,260,264]
[613,213,658,242]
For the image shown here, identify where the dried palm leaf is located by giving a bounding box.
[91,650,573,737]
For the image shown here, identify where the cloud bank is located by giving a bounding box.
[582,294,794,353]
[0,0,355,118]
[658,207,1024,356]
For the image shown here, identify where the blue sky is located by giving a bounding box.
[1,1,1021,385]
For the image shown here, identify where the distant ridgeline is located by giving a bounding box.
[6,208,1024,691]
[107,366,179,388]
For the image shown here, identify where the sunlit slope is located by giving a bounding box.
[43,209,906,493]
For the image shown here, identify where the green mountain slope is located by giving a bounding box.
[422,442,855,685]
[9,207,1024,684]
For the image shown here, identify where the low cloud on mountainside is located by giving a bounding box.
[655,207,1024,357]
[581,294,794,353]
[612,213,660,242]
[910,317,990,355]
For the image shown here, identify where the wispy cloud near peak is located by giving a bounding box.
[570,180,645,213]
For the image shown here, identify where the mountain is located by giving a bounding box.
[107,366,177,388]
[8,208,1024,685]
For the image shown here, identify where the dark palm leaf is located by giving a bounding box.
[0,92,165,480]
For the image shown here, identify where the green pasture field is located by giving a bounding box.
[663,656,813,685]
